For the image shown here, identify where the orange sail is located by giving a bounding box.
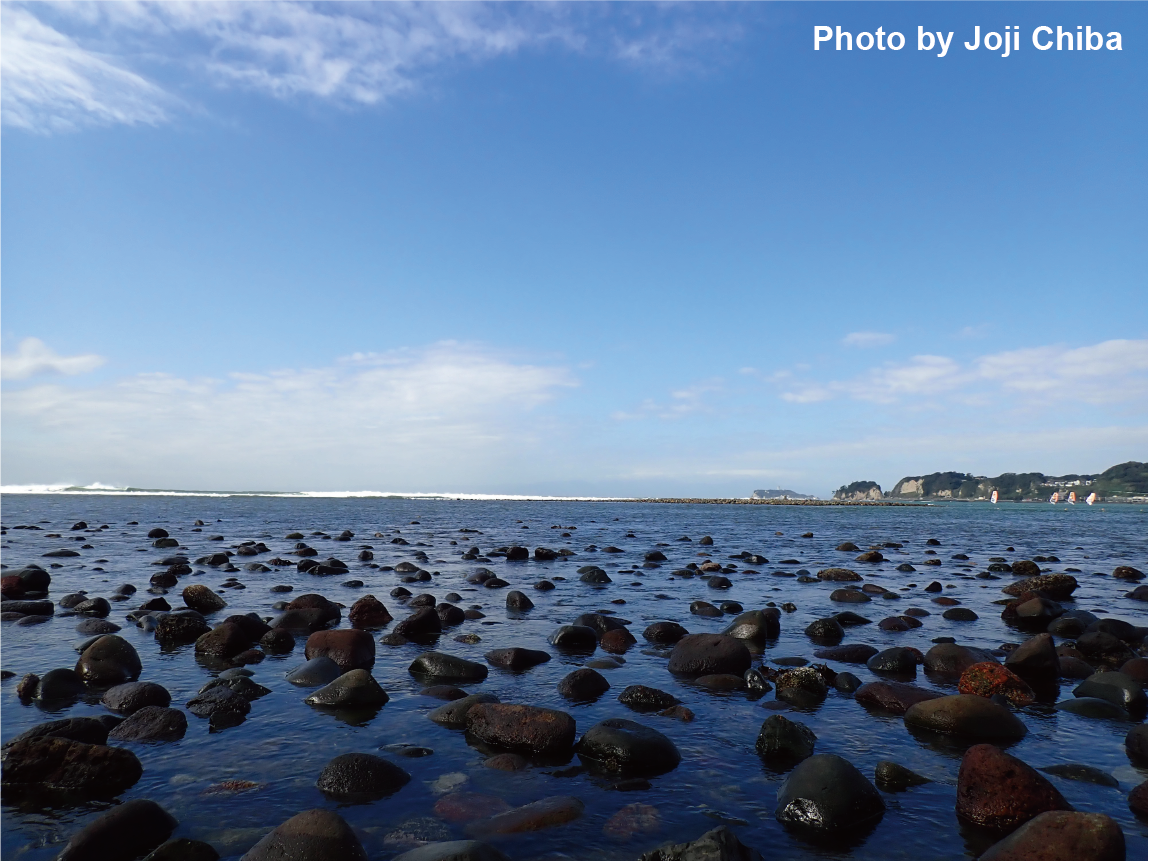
[1049,491,1059,504]
[1086,492,1097,505]
[1068,491,1076,504]
[990,490,998,504]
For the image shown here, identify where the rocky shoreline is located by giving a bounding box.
[1,502,1145,860]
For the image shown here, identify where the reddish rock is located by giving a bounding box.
[959,662,1036,707]
[979,810,1124,860]
[600,628,636,654]
[957,744,1071,833]
[348,595,392,628]
[1059,656,1096,679]
[1130,781,1147,822]
[1119,658,1148,686]
[484,753,528,771]
[904,695,1028,741]
[855,681,943,715]
[1,575,25,599]
[660,705,695,721]
[194,622,251,659]
[433,793,512,823]
[1003,573,1079,600]
[465,703,577,756]
[305,629,375,673]
[932,596,960,606]
[603,803,661,840]
[467,796,584,836]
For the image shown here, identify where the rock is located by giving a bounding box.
[855,682,943,715]
[603,802,661,840]
[905,694,1028,741]
[286,656,342,686]
[1077,631,1137,669]
[409,652,489,683]
[696,673,744,691]
[186,686,251,728]
[774,754,884,836]
[1059,656,1096,679]
[484,648,551,671]
[2,599,54,616]
[855,551,884,563]
[391,608,443,641]
[534,581,555,592]
[874,761,930,791]
[959,663,1036,707]
[194,622,251,659]
[817,568,861,581]
[467,796,584,836]
[348,595,392,628]
[241,809,366,860]
[691,601,722,617]
[182,585,227,614]
[57,799,178,860]
[316,752,410,801]
[75,635,142,685]
[437,604,466,626]
[75,618,121,635]
[305,669,389,708]
[775,667,828,707]
[1114,565,1145,581]
[573,613,630,637]
[145,838,221,860]
[102,681,172,715]
[1119,657,1147,685]
[155,612,211,644]
[667,634,751,677]
[755,715,816,766]
[580,568,612,584]
[7,717,111,748]
[867,648,917,676]
[393,840,508,861]
[1005,634,1061,682]
[485,753,528,772]
[74,597,112,618]
[422,685,468,700]
[11,564,51,592]
[433,792,512,823]
[639,825,761,861]
[1131,782,1147,821]
[549,625,599,650]
[428,693,499,728]
[1055,697,1131,719]
[619,685,680,712]
[722,610,779,641]
[558,669,610,701]
[1003,573,1079,600]
[956,744,1071,833]
[834,672,861,693]
[643,625,684,643]
[1039,764,1119,787]
[304,629,375,673]
[32,668,86,703]
[465,703,577,756]
[260,628,295,654]
[814,644,877,663]
[804,618,844,645]
[924,643,999,676]
[107,707,188,742]
[1075,672,1147,718]
[601,628,637,654]
[944,608,979,622]
[979,810,1125,860]
[831,589,870,603]
[0,737,142,799]
[1126,724,1147,763]
[506,591,534,611]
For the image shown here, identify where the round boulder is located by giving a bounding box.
[956,744,1070,833]
[774,754,884,836]
[576,718,680,777]
[667,634,751,677]
[316,753,410,802]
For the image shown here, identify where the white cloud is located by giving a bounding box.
[614,378,724,421]
[956,323,992,340]
[4,2,746,133]
[779,339,1147,407]
[842,331,895,348]
[0,337,106,380]
[1,341,577,487]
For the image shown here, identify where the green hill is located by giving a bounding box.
[886,462,1147,501]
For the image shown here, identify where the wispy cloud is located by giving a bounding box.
[613,378,724,421]
[2,341,577,486]
[1,337,106,380]
[4,2,748,133]
[780,339,1147,407]
[956,323,992,340]
[842,331,895,348]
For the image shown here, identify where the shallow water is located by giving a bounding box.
[1,495,1146,860]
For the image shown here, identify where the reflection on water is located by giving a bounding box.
[1,496,1146,860]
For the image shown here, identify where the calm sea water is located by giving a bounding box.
[1,495,1146,860]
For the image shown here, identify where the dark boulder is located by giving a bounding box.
[1005,633,1061,682]
[722,610,779,642]
[755,715,816,766]
[186,686,250,728]
[867,648,918,677]
[194,622,251,659]
[304,629,375,673]
[874,761,930,792]
[102,681,171,715]
[1074,671,1147,719]
[814,644,877,663]
[576,718,680,777]
[667,634,751,677]
[804,618,844,645]
[506,591,534,611]
[286,656,342,686]
[485,648,550,671]
[5,717,110,747]
[904,694,1028,741]
[549,625,598,650]
[181,585,226,614]
[305,669,389,708]
[618,685,680,712]
[924,643,999,677]
[57,799,177,860]
[394,608,443,640]
[0,737,142,799]
[855,682,943,715]
[241,809,366,861]
[558,669,610,701]
[108,707,188,742]
[348,595,392,628]
[155,612,210,644]
[428,693,500,729]
[638,825,761,861]
[316,753,410,801]
[75,635,141,685]
[409,652,488,683]
[774,754,884,837]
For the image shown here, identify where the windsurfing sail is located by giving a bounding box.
[991,490,998,504]
[1086,492,1097,505]
[1068,492,1076,504]
[1049,492,1059,504]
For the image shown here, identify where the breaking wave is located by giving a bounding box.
[0,484,626,501]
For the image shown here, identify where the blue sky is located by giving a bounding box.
[2,1,1146,496]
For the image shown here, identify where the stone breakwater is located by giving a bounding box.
[0,498,1145,860]
[630,498,915,506]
